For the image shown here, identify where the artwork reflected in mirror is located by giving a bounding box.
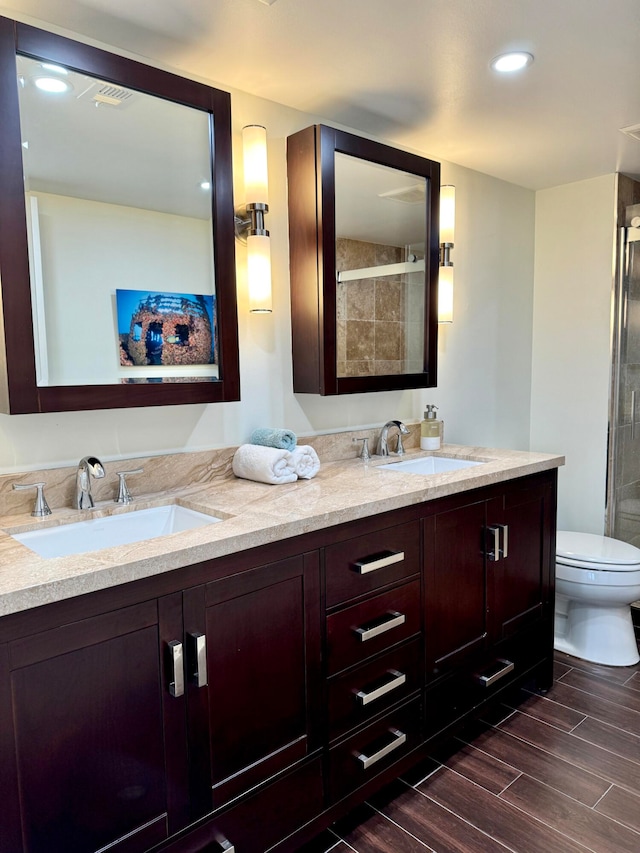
[116,290,217,383]
[17,54,217,387]
[334,153,426,379]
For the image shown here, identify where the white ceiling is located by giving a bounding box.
[4,0,640,190]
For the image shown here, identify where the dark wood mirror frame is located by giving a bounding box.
[287,124,440,396]
[0,17,239,413]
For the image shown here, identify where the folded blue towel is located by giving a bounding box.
[250,427,297,452]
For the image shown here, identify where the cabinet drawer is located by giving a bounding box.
[328,639,422,740]
[165,758,323,853]
[326,580,421,676]
[425,620,551,739]
[328,699,422,803]
[325,521,420,608]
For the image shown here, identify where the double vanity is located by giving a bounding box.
[0,437,563,853]
[0,14,561,853]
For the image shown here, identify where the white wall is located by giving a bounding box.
[30,192,215,386]
[0,37,537,473]
[413,164,535,451]
[530,174,616,533]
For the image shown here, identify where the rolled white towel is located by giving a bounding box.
[232,444,297,485]
[290,444,321,480]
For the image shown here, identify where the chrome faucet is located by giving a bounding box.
[376,420,410,456]
[75,456,106,509]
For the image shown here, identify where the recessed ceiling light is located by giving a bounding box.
[200,181,211,190]
[490,52,534,73]
[34,76,71,93]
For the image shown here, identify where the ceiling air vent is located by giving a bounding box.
[91,83,135,107]
[378,185,426,204]
[620,122,640,142]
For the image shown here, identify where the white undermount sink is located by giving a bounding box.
[11,504,223,559]
[381,456,485,475]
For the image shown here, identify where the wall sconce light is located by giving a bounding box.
[235,125,272,313]
[438,184,455,324]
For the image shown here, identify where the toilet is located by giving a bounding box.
[554,530,640,666]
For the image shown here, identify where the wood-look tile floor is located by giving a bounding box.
[300,650,640,853]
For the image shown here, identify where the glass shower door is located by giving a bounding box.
[609,214,640,545]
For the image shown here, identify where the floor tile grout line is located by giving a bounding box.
[398,776,521,853]
[568,714,589,733]
[497,770,523,796]
[590,783,614,811]
[523,684,640,739]
[454,731,609,808]
[504,704,640,766]
[493,702,640,771]
[406,762,442,788]
[470,715,624,799]
[328,830,358,853]
[427,763,599,853]
[560,671,640,707]
[364,801,437,852]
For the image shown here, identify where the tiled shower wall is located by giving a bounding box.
[335,238,423,377]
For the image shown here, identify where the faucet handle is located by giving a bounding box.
[13,482,52,517]
[352,437,371,461]
[114,468,144,505]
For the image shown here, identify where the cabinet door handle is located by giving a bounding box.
[356,727,407,770]
[188,632,208,688]
[497,523,509,559]
[486,525,500,561]
[354,611,406,642]
[356,669,406,706]
[633,390,637,441]
[352,550,405,574]
[476,658,515,687]
[167,640,184,698]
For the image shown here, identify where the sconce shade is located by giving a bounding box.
[440,185,455,244]
[242,125,269,205]
[438,264,454,324]
[247,234,272,313]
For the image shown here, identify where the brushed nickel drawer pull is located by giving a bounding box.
[497,523,509,559]
[353,550,405,574]
[486,525,500,561]
[187,632,208,688]
[167,640,184,698]
[354,611,406,642]
[356,669,406,706]
[356,728,407,770]
[477,658,515,687]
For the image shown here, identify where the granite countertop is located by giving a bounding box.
[0,444,564,618]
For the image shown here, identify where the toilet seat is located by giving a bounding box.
[556,531,640,572]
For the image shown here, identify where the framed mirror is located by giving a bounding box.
[0,17,239,413]
[287,125,439,395]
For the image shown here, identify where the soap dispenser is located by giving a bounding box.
[421,404,442,450]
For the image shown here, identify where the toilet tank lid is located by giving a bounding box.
[557,531,640,566]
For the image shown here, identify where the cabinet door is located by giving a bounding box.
[184,553,321,811]
[488,477,555,643]
[424,497,497,675]
[6,596,187,853]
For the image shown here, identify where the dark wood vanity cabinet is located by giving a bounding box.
[0,469,556,853]
[0,554,323,853]
[1,597,184,853]
[423,473,556,737]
